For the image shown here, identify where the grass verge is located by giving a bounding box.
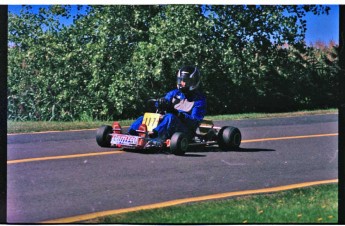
[84,183,338,224]
[7,108,337,134]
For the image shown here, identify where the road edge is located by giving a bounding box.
[41,179,338,224]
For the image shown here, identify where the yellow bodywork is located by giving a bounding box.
[142,113,161,132]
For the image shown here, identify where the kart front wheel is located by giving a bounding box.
[170,132,189,156]
[218,126,241,151]
[96,125,113,147]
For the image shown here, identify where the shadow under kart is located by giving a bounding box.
[122,146,276,158]
[96,112,242,156]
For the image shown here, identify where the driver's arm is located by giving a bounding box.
[180,98,206,128]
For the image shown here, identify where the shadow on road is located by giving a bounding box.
[181,153,207,157]
[236,147,276,152]
[123,146,275,157]
[189,146,276,153]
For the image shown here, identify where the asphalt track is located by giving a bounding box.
[7,114,338,223]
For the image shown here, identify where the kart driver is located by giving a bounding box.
[128,65,207,147]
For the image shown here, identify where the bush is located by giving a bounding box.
[8,5,338,121]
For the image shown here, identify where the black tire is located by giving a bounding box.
[170,132,189,155]
[218,126,241,151]
[96,125,113,147]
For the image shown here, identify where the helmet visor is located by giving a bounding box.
[177,75,193,84]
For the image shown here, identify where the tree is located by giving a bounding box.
[8,5,336,121]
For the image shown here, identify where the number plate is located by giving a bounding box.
[111,134,139,146]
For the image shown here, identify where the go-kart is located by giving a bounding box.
[96,101,241,156]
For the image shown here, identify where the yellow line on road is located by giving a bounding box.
[41,179,338,223]
[242,133,338,143]
[8,133,338,165]
[7,151,124,164]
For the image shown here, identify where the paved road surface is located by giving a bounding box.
[7,114,338,223]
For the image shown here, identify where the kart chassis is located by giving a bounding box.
[96,112,241,155]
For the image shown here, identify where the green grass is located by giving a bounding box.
[84,183,338,224]
[7,119,135,134]
[7,109,337,134]
[205,108,338,121]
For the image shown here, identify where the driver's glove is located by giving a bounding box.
[157,97,170,111]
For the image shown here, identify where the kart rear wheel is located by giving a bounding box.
[96,125,113,147]
[170,132,189,156]
[218,126,241,151]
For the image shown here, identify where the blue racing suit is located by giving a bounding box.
[129,89,206,140]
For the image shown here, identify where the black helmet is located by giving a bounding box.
[177,66,201,93]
